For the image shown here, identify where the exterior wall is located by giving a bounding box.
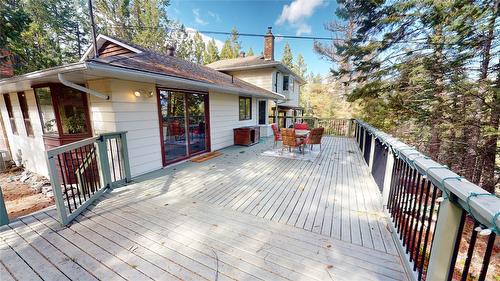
[227,69,274,91]
[275,71,299,108]
[209,91,259,150]
[87,79,162,177]
[0,91,49,177]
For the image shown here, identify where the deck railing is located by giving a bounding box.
[269,116,354,136]
[355,120,499,281]
[46,131,131,225]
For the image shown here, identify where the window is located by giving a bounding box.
[17,92,33,136]
[3,94,17,134]
[283,75,289,91]
[34,87,58,134]
[239,96,252,120]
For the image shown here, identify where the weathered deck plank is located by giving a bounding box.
[0,136,408,280]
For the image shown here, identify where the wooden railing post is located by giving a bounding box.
[0,188,9,226]
[96,136,112,189]
[120,132,132,182]
[361,127,367,155]
[382,150,395,208]
[46,153,69,225]
[368,134,376,170]
[426,200,464,281]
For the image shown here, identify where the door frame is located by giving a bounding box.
[156,87,211,166]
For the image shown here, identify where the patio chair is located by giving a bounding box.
[294,122,308,130]
[281,128,305,154]
[306,127,325,151]
[271,123,282,148]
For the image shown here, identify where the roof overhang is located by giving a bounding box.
[0,61,285,100]
[216,63,306,85]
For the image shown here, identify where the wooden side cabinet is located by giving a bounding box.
[234,126,260,146]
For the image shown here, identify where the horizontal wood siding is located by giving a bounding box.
[0,90,49,176]
[228,69,274,91]
[87,79,162,177]
[97,41,133,58]
[209,91,258,151]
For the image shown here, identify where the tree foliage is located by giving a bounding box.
[281,42,293,68]
[327,0,499,193]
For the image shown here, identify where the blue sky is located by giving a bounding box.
[168,0,338,76]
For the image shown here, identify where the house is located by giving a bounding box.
[207,27,305,131]
[0,34,285,179]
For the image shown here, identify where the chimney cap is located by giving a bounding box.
[166,45,175,56]
[267,27,273,34]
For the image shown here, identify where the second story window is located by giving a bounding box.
[239,96,252,120]
[3,94,17,135]
[17,92,34,136]
[283,75,289,91]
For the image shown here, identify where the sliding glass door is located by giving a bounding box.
[158,89,209,165]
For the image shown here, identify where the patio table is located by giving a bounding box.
[295,129,310,138]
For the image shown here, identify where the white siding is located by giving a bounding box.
[0,91,49,177]
[87,79,162,177]
[209,91,258,150]
[227,69,274,91]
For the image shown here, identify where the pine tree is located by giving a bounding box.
[192,32,205,64]
[131,0,169,52]
[219,39,234,59]
[166,22,194,61]
[230,27,241,57]
[204,39,219,64]
[281,42,293,69]
[293,54,307,79]
[246,47,254,56]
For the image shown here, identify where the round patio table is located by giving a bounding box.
[295,130,310,138]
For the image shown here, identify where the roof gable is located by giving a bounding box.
[80,35,143,61]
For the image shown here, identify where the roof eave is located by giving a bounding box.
[86,61,285,100]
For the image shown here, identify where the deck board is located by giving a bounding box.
[0,136,408,280]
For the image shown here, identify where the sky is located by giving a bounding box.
[168,0,338,76]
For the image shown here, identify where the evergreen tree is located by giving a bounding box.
[131,0,169,52]
[166,22,194,61]
[230,27,241,57]
[204,39,219,64]
[247,47,254,56]
[192,32,205,64]
[293,54,307,79]
[281,42,293,68]
[219,39,234,59]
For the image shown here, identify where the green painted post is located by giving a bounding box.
[46,154,69,225]
[0,186,9,226]
[119,132,132,183]
[96,136,112,189]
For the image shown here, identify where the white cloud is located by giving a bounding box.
[208,11,221,22]
[186,27,224,50]
[296,23,312,35]
[192,9,208,25]
[275,0,324,35]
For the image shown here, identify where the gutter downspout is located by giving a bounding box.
[58,73,110,100]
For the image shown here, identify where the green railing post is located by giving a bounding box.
[46,154,69,225]
[0,187,9,226]
[96,136,112,189]
[119,132,132,182]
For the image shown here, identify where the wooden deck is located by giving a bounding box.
[0,136,409,281]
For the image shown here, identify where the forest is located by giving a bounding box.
[314,0,499,194]
[1,0,498,193]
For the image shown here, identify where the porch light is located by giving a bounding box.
[134,89,154,98]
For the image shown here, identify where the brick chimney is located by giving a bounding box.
[264,27,274,61]
[239,51,246,58]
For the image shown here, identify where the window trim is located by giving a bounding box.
[3,94,18,135]
[17,92,34,137]
[33,83,92,137]
[239,96,252,121]
[283,75,289,91]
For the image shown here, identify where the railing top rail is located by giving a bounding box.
[46,136,99,158]
[356,119,499,234]
[99,131,128,138]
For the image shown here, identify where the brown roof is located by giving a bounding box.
[86,35,282,99]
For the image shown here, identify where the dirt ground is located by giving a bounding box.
[1,169,54,220]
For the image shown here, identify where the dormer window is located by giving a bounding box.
[283,75,289,91]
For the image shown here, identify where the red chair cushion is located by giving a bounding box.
[294,123,308,130]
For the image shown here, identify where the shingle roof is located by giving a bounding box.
[84,35,282,99]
